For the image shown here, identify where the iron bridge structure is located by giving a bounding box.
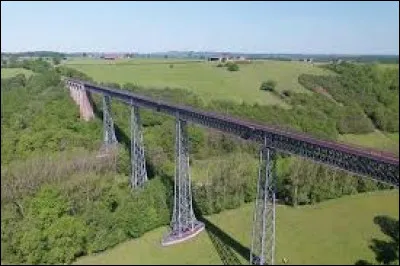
[65,78,399,265]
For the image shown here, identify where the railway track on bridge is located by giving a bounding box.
[66,77,399,265]
[66,78,399,187]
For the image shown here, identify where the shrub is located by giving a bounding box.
[226,62,239,71]
[337,105,375,134]
[260,80,277,92]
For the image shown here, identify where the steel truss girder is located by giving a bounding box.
[65,79,399,187]
[102,95,117,146]
[173,110,398,186]
[130,103,148,189]
[251,138,276,265]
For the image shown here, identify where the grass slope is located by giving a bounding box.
[1,68,33,78]
[74,190,399,265]
[66,59,331,106]
[339,131,399,155]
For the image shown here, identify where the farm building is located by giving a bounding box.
[208,54,249,63]
[101,54,119,60]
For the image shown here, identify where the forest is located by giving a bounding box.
[1,59,397,264]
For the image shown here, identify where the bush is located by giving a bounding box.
[337,105,375,134]
[226,62,239,71]
[298,64,399,134]
[260,80,277,92]
[216,63,224,67]
[192,152,258,216]
[282,90,292,97]
[1,176,171,264]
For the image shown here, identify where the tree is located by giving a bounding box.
[52,57,61,65]
[226,63,239,72]
[260,80,277,91]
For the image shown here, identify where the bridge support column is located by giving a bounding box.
[79,84,94,121]
[250,137,276,265]
[130,104,148,189]
[70,84,78,104]
[67,82,94,121]
[102,95,118,148]
[161,115,205,246]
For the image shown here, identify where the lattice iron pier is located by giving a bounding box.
[161,115,205,246]
[102,95,117,146]
[250,137,276,265]
[101,95,118,153]
[130,103,148,189]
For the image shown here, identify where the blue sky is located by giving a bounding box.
[1,1,399,54]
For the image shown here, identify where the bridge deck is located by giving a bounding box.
[66,78,399,187]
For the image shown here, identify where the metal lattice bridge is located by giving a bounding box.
[65,78,399,265]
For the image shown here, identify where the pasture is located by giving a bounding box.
[1,68,33,78]
[339,131,399,156]
[66,58,399,154]
[74,189,399,265]
[65,59,331,107]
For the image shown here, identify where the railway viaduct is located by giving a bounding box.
[66,78,399,265]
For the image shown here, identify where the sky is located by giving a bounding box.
[1,1,399,54]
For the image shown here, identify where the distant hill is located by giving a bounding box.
[1,51,66,58]
[1,51,398,64]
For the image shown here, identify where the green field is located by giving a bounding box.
[1,68,33,78]
[66,59,331,106]
[339,131,399,155]
[74,190,399,265]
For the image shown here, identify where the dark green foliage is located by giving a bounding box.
[55,66,94,82]
[299,63,399,132]
[337,104,375,134]
[2,51,66,58]
[193,153,259,215]
[1,73,102,164]
[52,57,61,65]
[226,62,239,71]
[275,156,382,206]
[260,80,277,92]
[1,175,171,264]
[1,73,27,91]
[282,90,292,97]
[116,145,130,176]
[5,58,52,73]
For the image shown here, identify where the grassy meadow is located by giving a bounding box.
[65,58,399,153]
[339,131,399,156]
[74,189,399,265]
[65,59,331,107]
[1,68,33,78]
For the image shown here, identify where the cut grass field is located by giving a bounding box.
[1,68,33,78]
[339,131,399,156]
[74,189,399,265]
[66,59,332,107]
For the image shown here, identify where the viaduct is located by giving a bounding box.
[65,78,399,265]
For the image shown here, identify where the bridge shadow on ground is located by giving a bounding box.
[192,200,251,265]
[355,215,399,265]
[87,92,156,179]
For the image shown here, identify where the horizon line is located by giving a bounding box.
[1,50,399,57]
